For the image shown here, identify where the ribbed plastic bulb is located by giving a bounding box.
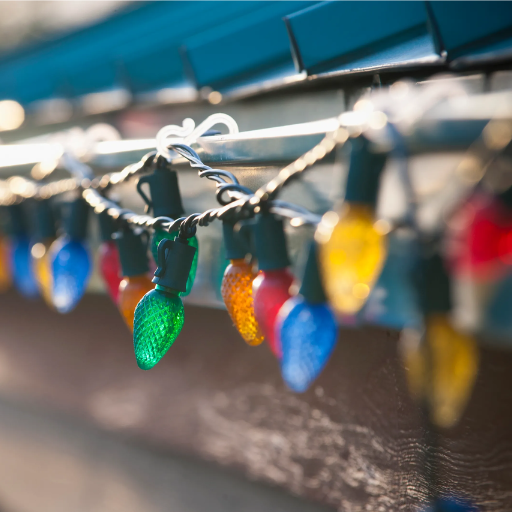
[50,199,91,313]
[118,274,154,331]
[133,286,184,370]
[151,228,198,296]
[250,213,293,357]
[30,199,56,306]
[277,297,337,392]
[31,239,54,307]
[7,204,39,298]
[133,235,195,370]
[277,242,337,392]
[316,203,387,314]
[50,237,91,313]
[99,241,122,303]
[401,314,479,429]
[11,235,39,298]
[0,235,11,292]
[253,269,294,357]
[221,258,264,346]
[446,191,512,282]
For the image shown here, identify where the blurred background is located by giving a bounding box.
[0,2,511,512]
[0,2,127,53]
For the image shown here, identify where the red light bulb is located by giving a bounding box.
[253,268,294,357]
[99,241,122,303]
[446,192,512,281]
[251,213,293,358]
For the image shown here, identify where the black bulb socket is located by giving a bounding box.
[7,203,29,237]
[33,199,56,241]
[152,236,196,293]
[344,135,388,207]
[98,210,117,242]
[417,250,452,315]
[114,227,149,277]
[252,213,290,271]
[136,158,185,219]
[222,221,251,260]
[299,242,327,304]
[64,198,89,240]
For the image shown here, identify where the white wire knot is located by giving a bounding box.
[156,113,239,162]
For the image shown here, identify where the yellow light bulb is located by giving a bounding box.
[0,235,11,292]
[118,274,154,331]
[316,203,387,314]
[221,259,264,346]
[31,239,54,307]
[401,314,479,429]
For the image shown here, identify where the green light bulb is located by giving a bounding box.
[133,286,184,370]
[151,228,198,296]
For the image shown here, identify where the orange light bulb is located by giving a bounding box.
[0,235,11,292]
[118,274,154,331]
[221,258,264,346]
[31,239,54,307]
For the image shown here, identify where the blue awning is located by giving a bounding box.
[428,1,512,66]
[0,1,511,109]
[182,2,316,91]
[284,1,440,77]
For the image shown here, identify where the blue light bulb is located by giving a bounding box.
[360,231,421,330]
[277,296,338,393]
[422,498,477,512]
[10,235,39,298]
[50,236,91,313]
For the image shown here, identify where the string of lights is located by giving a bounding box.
[0,89,511,479]
[84,130,345,240]
[0,112,353,369]
[0,120,343,232]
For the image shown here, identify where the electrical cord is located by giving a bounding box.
[0,118,347,240]
[83,124,348,239]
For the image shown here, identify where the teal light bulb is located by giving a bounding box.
[133,286,184,370]
[151,228,198,296]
